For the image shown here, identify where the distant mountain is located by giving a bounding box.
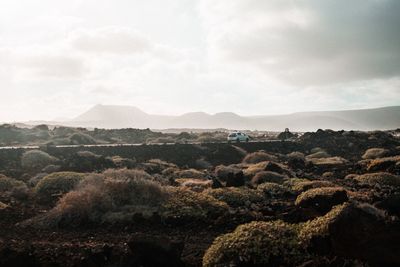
[66,105,400,131]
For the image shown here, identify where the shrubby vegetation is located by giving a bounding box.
[21,150,57,171]
[203,221,306,267]
[35,172,85,203]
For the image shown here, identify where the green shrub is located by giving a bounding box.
[295,187,348,213]
[161,187,228,221]
[242,151,277,164]
[251,171,287,185]
[0,201,8,209]
[367,156,400,172]
[307,157,348,167]
[35,172,85,202]
[203,221,306,267]
[257,183,288,197]
[30,169,166,227]
[299,203,348,245]
[243,161,269,178]
[205,187,264,208]
[306,151,331,159]
[69,132,96,145]
[173,169,207,179]
[21,150,57,170]
[0,174,26,192]
[362,148,390,159]
[0,174,29,199]
[287,179,337,193]
[353,172,400,187]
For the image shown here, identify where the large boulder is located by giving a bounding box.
[300,202,400,265]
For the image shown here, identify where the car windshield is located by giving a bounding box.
[229,133,237,137]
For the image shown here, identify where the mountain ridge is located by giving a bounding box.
[66,105,400,131]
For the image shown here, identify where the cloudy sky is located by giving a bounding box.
[1,0,400,122]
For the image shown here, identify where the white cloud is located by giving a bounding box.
[69,27,152,54]
[199,0,400,85]
[0,0,399,122]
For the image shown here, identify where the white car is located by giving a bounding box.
[227,132,250,143]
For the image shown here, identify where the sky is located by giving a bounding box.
[0,0,400,122]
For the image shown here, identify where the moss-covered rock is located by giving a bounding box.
[257,182,288,197]
[251,171,287,185]
[285,179,337,193]
[367,156,400,172]
[353,172,400,187]
[203,220,307,267]
[242,151,277,164]
[362,148,390,159]
[205,187,264,208]
[295,187,348,213]
[299,202,400,265]
[161,187,228,222]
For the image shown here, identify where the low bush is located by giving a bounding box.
[295,187,348,213]
[306,151,331,159]
[287,179,338,193]
[35,172,85,203]
[173,169,207,179]
[362,148,390,159]
[243,161,270,178]
[251,171,287,185]
[177,178,212,192]
[257,182,288,197]
[69,132,96,145]
[205,187,264,208]
[203,221,306,267]
[30,169,167,227]
[161,187,228,222]
[353,172,400,187]
[242,151,277,164]
[21,150,57,171]
[0,174,26,192]
[367,156,400,172]
[0,174,28,199]
[307,157,348,167]
[139,159,177,174]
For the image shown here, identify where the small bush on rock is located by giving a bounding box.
[242,151,277,164]
[295,187,348,213]
[205,187,264,208]
[251,171,287,185]
[362,148,390,159]
[203,221,306,267]
[257,182,288,197]
[35,172,85,203]
[353,172,400,187]
[367,156,400,172]
[21,150,57,171]
[161,187,228,222]
[288,180,338,193]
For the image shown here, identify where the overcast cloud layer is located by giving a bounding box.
[0,0,399,121]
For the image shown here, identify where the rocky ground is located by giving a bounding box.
[0,129,400,267]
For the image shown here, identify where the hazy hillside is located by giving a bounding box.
[68,105,400,131]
